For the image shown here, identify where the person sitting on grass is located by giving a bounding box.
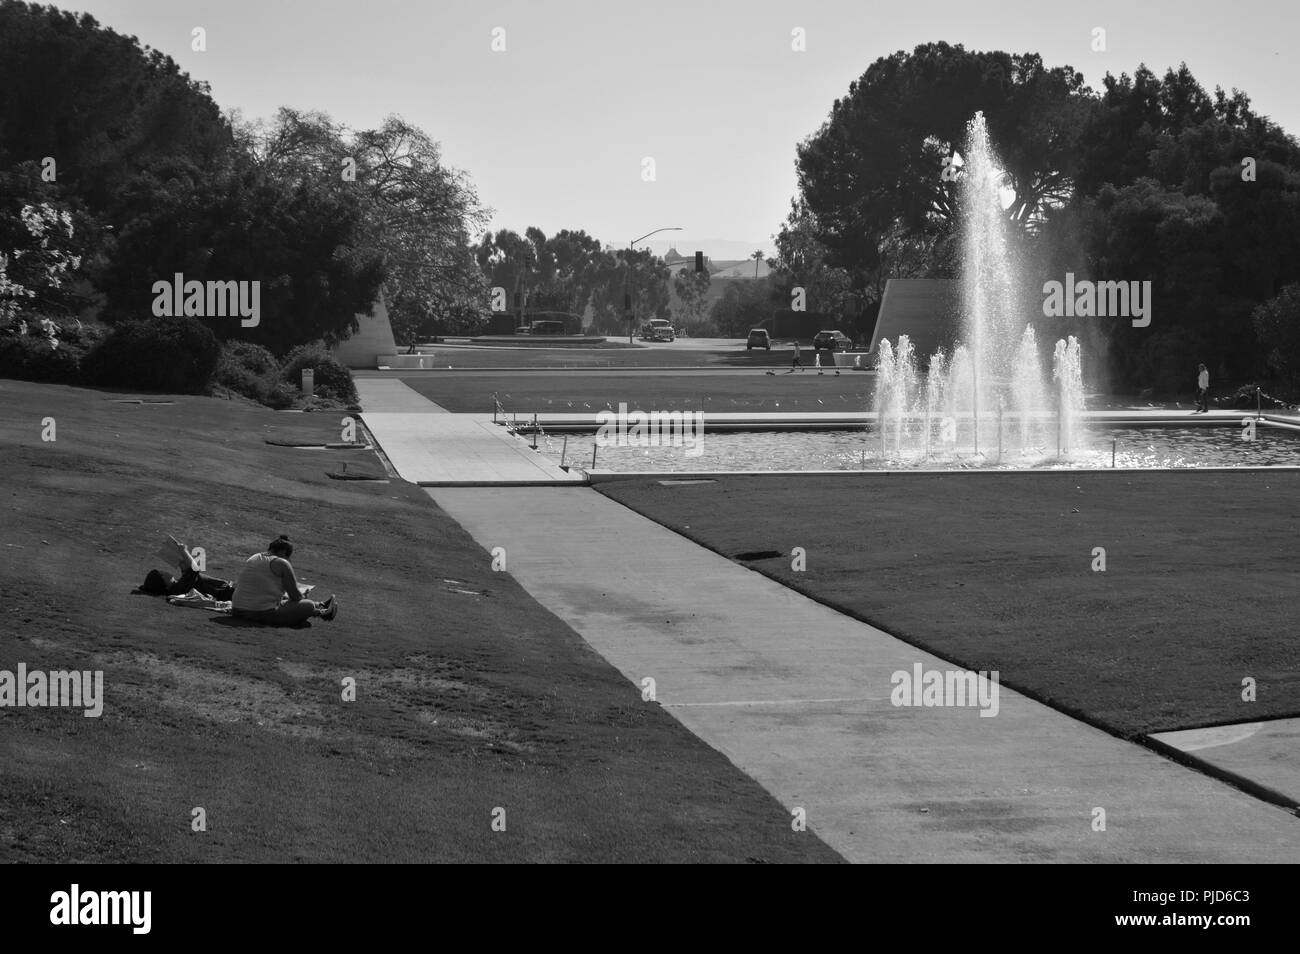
[231,534,337,625]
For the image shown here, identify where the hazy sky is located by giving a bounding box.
[66,0,1300,258]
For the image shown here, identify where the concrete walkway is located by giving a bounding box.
[1153,719,1300,806]
[356,378,450,412]
[357,378,582,485]
[430,486,1300,863]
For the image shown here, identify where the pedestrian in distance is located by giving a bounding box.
[1195,363,1210,413]
[792,339,803,371]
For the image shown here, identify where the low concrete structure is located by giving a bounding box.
[333,293,398,369]
[870,279,959,362]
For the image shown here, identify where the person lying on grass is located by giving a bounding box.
[231,534,337,625]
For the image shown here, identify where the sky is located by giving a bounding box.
[64,0,1300,260]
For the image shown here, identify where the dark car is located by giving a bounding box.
[746,329,771,350]
[813,330,853,353]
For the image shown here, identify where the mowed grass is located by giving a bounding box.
[596,471,1300,737]
[396,343,803,370]
[0,380,841,863]
[392,371,873,414]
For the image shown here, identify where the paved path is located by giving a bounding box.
[429,486,1300,863]
[357,379,581,485]
[356,378,451,412]
[1153,719,1300,806]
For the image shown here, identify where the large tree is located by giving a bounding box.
[239,110,489,341]
[794,42,1091,274]
[475,226,607,321]
[0,0,232,218]
[672,266,712,333]
[96,151,385,354]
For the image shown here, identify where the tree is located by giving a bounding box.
[672,266,712,333]
[97,151,385,354]
[1076,64,1299,197]
[0,1,232,219]
[794,42,1091,273]
[1252,284,1300,391]
[586,247,670,335]
[238,110,489,341]
[476,226,607,323]
[751,249,765,278]
[709,278,778,337]
[0,170,85,322]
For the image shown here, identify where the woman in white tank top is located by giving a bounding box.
[232,535,338,625]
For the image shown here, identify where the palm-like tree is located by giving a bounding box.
[751,249,764,278]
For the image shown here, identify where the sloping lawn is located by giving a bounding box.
[0,380,840,863]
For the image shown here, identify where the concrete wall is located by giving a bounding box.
[869,279,959,364]
[333,293,397,369]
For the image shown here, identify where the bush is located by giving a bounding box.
[264,381,297,409]
[214,340,282,404]
[1253,284,1300,390]
[81,316,220,394]
[56,321,106,349]
[281,341,358,403]
[0,332,82,384]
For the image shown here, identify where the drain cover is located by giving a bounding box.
[658,479,717,486]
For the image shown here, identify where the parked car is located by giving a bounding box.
[640,319,675,342]
[813,330,853,353]
[746,328,771,350]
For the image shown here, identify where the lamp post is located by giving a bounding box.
[627,227,682,343]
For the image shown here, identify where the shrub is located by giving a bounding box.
[1253,284,1300,390]
[214,340,282,404]
[81,316,220,394]
[263,381,297,409]
[0,332,82,384]
[281,341,358,403]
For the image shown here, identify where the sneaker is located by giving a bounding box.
[322,599,338,621]
[320,595,335,610]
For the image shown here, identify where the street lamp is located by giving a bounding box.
[627,226,682,343]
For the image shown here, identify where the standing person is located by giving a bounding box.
[232,535,337,625]
[792,338,803,371]
[1196,363,1210,413]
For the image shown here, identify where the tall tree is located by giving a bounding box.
[794,42,1090,273]
[0,0,232,218]
[672,266,712,332]
[238,110,489,341]
[97,151,385,354]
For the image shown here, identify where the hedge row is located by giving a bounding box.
[0,316,357,406]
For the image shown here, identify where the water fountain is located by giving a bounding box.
[873,112,1086,466]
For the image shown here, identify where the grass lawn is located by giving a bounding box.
[391,371,874,415]
[394,344,805,370]
[0,379,841,863]
[595,471,1300,738]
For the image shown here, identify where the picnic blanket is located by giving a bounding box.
[167,583,314,614]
